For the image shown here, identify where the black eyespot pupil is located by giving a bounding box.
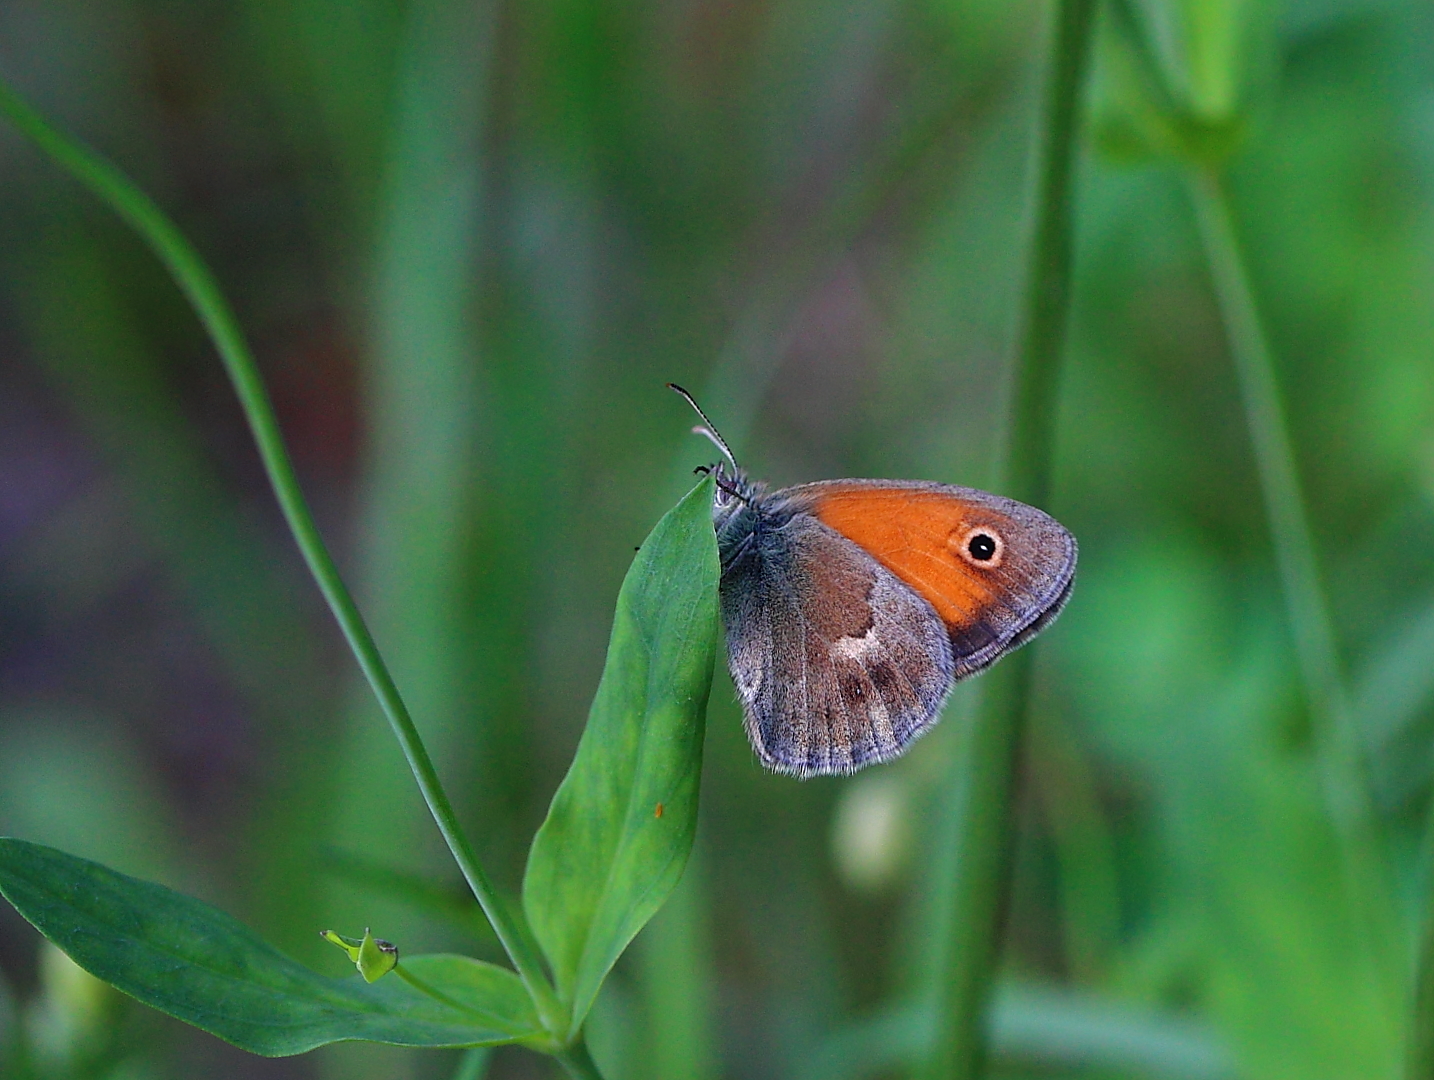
[968,533,997,561]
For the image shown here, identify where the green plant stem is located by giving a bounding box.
[1029,707,1120,983]
[1408,791,1434,1079]
[1001,3,1096,511]
[451,1047,492,1080]
[924,658,1032,1080]
[1185,167,1398,981]
[638,847,718,1080]
[923,1,1096,1077]
[2,972,35,1080]
[0,79,563,1032]
[555,1040,605,1080]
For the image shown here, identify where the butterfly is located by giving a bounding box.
[671,385,1077,778]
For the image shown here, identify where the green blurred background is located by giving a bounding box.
[1,0,1432,1077]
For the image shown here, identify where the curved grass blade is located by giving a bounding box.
[523,474,720,1039]
[0,839,541,1056]
[0,78,560,1026]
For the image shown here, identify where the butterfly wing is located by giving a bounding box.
[720,512,955,777]
[786,479,1076,678]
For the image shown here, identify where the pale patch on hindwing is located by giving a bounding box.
[717,509,955,777]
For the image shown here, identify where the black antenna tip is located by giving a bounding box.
[666,382,739,469]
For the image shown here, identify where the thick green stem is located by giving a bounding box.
[922,0,1095,1077]
[1186,167,1398,985]
[1029,706,1120,983]
[638,848,718,1080]
[923,657,1032,1080]
[555,1039,606,1080]
[451,1048,492,1080]
[0,79,563,1031]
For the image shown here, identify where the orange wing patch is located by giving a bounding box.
[809,487,999,631]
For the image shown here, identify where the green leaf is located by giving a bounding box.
[393,955,542,1036]
[0,838,542,1056]
[523,475,720,1038]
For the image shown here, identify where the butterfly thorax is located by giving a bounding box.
[710,464,798,577]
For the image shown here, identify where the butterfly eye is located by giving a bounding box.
[953,526,1005,568]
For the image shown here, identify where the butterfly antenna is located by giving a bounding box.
[667,383,739,469]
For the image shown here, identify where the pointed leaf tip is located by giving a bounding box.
[522,474,720,1036]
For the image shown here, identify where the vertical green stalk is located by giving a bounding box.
[1408,791,1434,1079]
[1028,708,1120,983]
[0,966,30,1080]
[556,1040,606,1080]
[451,1048,492,1080]
[1185,168,1398,983]
[0,80,563,1032]
[922,0,1096,1077]
[922,659,1030,1080]
[637,848,718,1080]
[1001,2,1097,511]
[1185,169,1368,835]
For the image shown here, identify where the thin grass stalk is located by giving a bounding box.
[0,79,564,1031]
[922,0,1096,1076]
[1185,167,1399,983]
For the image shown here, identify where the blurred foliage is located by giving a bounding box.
[1,0,1432,1078]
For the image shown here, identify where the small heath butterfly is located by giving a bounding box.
[670,385,1077,778]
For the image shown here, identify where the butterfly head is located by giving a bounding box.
[667,382,764,516]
